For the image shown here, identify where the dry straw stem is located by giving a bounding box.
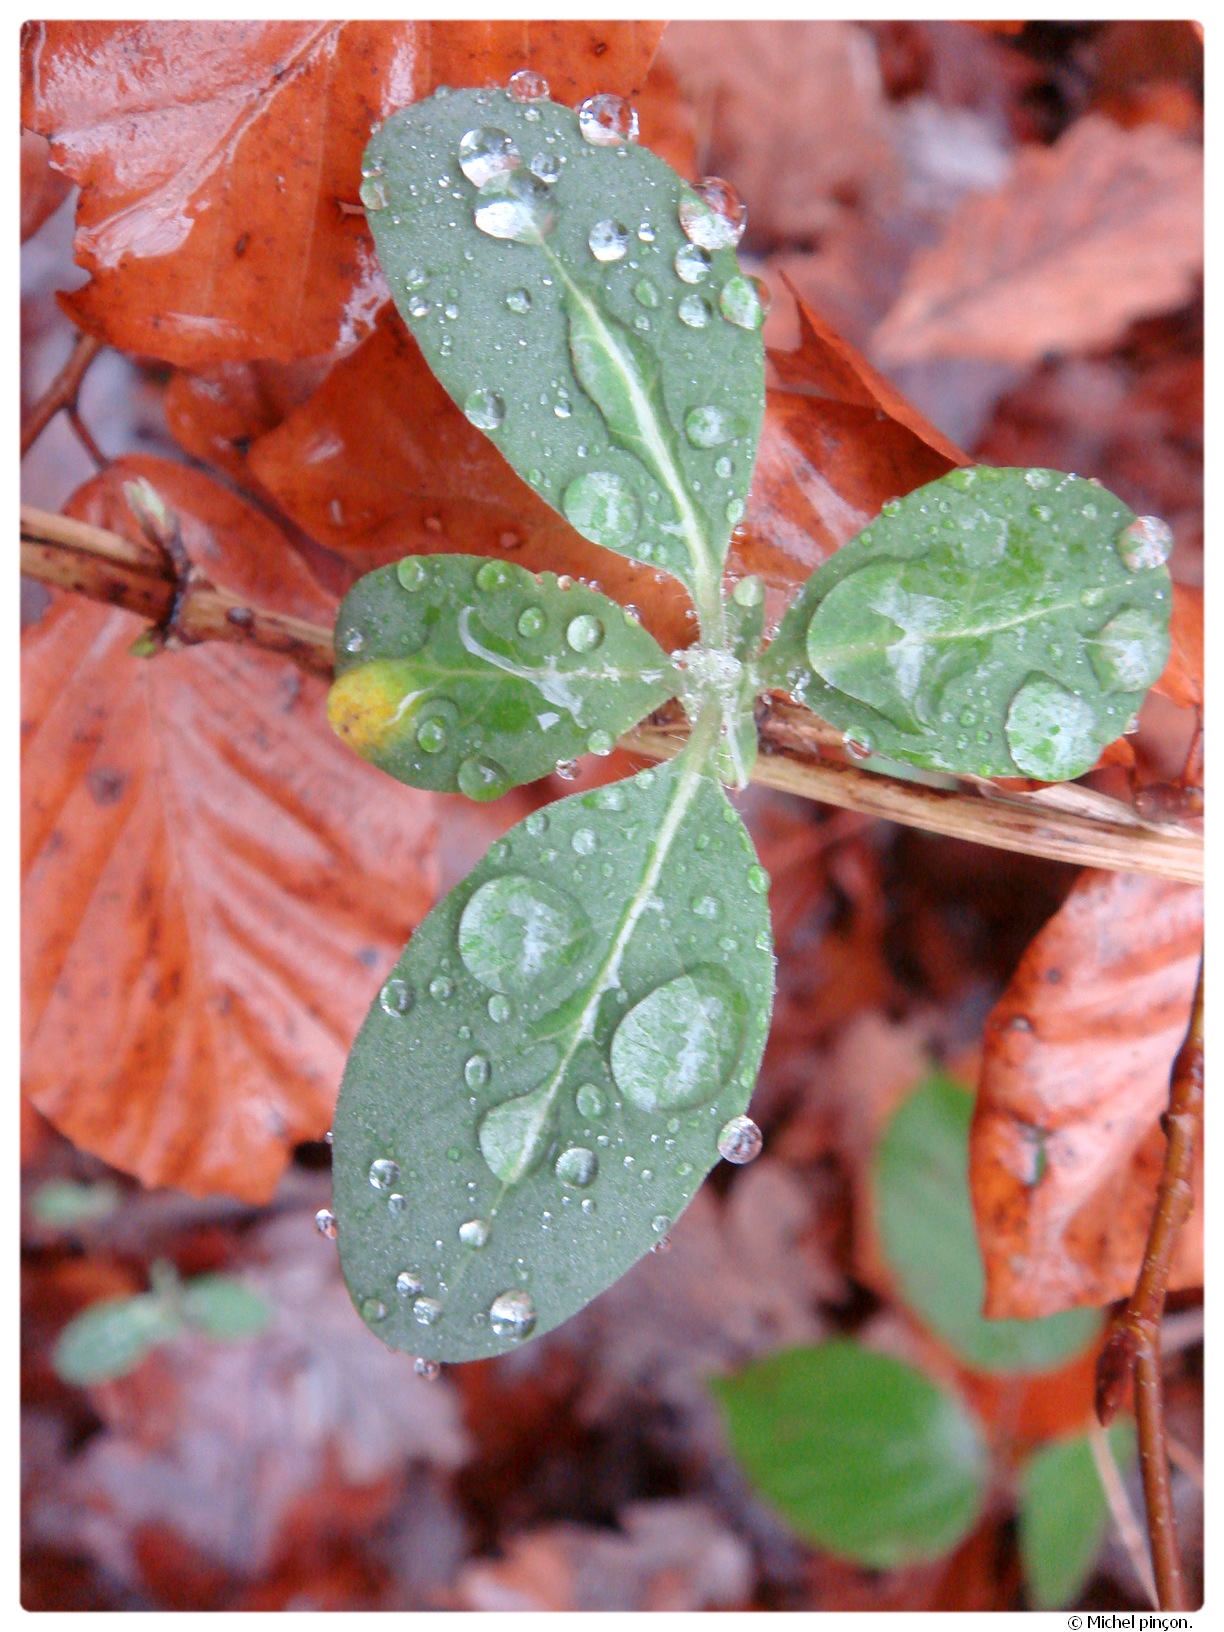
[21,503,1203,886]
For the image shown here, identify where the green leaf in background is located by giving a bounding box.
[329,555,678,796]
[761,468,1171,779]
[361,86,766,627]
[875,1073,1101,1373]
[712,1341,989,1568]
[1019,1420,1137,1608]
[51,1293,182,1386]
[30,1178,122,1229]
[179,1275,274,1339]
[332,754,774,1361]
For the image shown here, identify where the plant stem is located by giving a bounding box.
[21,330,104,458]
[1095,957,1203,1610]
[1088,1418,1158,1608]
[20,504,1204,884]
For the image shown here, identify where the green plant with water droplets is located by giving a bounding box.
[325,82,1174,1365]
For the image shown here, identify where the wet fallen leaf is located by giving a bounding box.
[22,458,438,1200]
[455,1499,752,1611]
[22,19,665,367]
[163,359,333,487]
[873,115,1203,366]
[970,869,1202,1319]
[1153,581,1202,710]
[21,127,71,243]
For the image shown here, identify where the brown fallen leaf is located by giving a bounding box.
[22,19,665,367]
[872,114,1203,366]
[455,1499,752,1611]
[1152,581,1202,710]
[22,457,438,1200]
[163,360,334,488]
[970,869,1202,1319]
[21,126,71,243]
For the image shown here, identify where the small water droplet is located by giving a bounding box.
[732,574,764,608]
[429,974,455,1000]
[715,455,734,479]
[489,1289,537,1338]
[525,810,548,836]
[459,1217,491,1249]
[684,404,735,447]
[747,865,769,894]
[692,894,719,919]
[315,1208,337,1239]
[571,827,598,855]
[406,292,431,319]
[464,388,505,431]
[505,287,532,314]
[458,754,511,802]
[457,126,521,188]
[587,729,614,755]
[554,759,580,781]
[362,1296,389,1322]
[397,556,428,591]
[343,629,365,654]
[575,1082,606,1118]
[416,716,449,754]
[674,243,712,284]
[508,67,549,102]
[555,1146,598,1187]
[396,1268,424,1296]
[359,176,388,211]
[516,605,547,640]
[464,1054,491,1090]
[718,275,763,330]
[1117,515,1173,572]
[581,1197,596,1215]
[589,218,630,262]
[414,1356,442,1381]
[566,612,604,652]
[678,293,712,328]
[650,1233,672,1254]
[842,733,873,760]
[725,498,744,524]
[476,560,512,592]
[633,277,660,308]
[1023,469,1053,490]
[379,977,413,1017]
[413,1296,443,1326]
[369,1157,399,1191]
[678,176,746,249]
[388,1192,406,1214]
[651,1214,671,1236]
[717,1114,762,1164]
[577,94,638,147]
[562,471,640,550]
[595,783,626,810]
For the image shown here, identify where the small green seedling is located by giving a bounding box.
[325,76,1172,1364]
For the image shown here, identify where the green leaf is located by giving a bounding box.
[761,468,1171,779]
[52,1293,181,1386]
[331,755,774,1361]
[1019,1421,1137,1608]
[179,1275,274,1339]
[875,1073,1101,1373]
[361,88,765,622]
[29,1178,122,1229]
[329,555,678,796]
[712,1341,989,1567]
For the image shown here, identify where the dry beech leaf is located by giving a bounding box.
[246,306,696,653]
[21,126,71,243]
[163,360,334,487]
[21,19,665,367]
[873,115,1204,366]
[22,458,438,1201]
[970,870,1202,1319]
[1152,580,1202,710]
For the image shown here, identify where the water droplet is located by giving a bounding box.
[1023,469,1053,490]
[678,176,746,249]
[577,94,638,147]
[362,1296,389,1322]
[725,498,745,524]
[562,471,641,550]
[315,1208,337,1239]
[717,1114,762,1164]
[650,1233,672,1254]
[414,1356,442,1380]
[505,287,533,315]
[459,1217,491,1249]
[413,1296,443,1326]
[459,874,589,995]
[566,612,604,652]
[581,1197,597,1215]
[359,176,388,211]
[474,172,556,244]
[397,556,428,592]
[587,729,614,755]
[525,810,548,836]
[633,277,660,308]
[575,1082,606,1118]
[508,67,549,103]
[674,243,712,284]
[1005,676,1100,780]
[406,292,432,320]
[512,605,546,641]
[458,753,511,802]
[651,1214,671,1236]
[1087,607,1167,692]
[429,974,454,1000]
[595,784,626,811]
[718,275,763,330]
[343,629,365,654]
[396,1268,424,1296]
[747,865,769,894]
[529,151,562,184]
[457,126,521,188]
[554,759,580,781]
[555,1146,598,1187]
[692,894,719,919]
[715,455,734,479]
[476,560,512,592]
[388,1193,406,1215]
[732,575,764,608]
[1117,515,1173,572]
[611,968,744,1113]
[464,1054,491,1091]
[571,827,598,855]
[464,388,505,431]
[379,977,413,1018]
[678,294,712,328]
[489,1289,537,1338]
[684,404,735,447]
[369,1158,400,1191]
[589,218,630,262]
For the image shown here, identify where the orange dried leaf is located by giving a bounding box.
[22,458,439,1201]
[970,870,1202,1319]
[1152,580,1202,710]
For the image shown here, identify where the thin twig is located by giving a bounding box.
[1096,958,1204,1610]
[1088,1418,1158,1608]
[21,329,104,458]
[19,503,1206,884]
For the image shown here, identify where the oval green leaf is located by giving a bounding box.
[361,88,765,619]
[875,1073,1101,1373]
[331,757,774,1361]
[329,555,679,795]
[761,468,1171,779]
[1019,1421,1137,1609]
[712,1341,989,1567]
[179,1275,274,1339]
[52,1293,182,1386]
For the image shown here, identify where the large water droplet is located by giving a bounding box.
[489,1289,537,1340]
[718,275,763,330]
[474,172,556,244]
[413,1296,443,1326]
[678,177,746,249]
[359,177,389,212]
[717,1114,762,1164]
[562,471,641,550]
[458,754,512,802]
[396,1269,424,1296]
[678,294,712,329]
[1004,676,1100,780]
[397,556,428,591]
[457,126,521,189]
[577,94,638,147]
[589,219,630,262]
[459,1217,491,1249]
[555,1146,598,1187]
[479,1081,555,1183]
[575,1082,606,1118]
[369,1158,400,1191]
[517,605,546,638]
[464,389,505,431]
[505,287,532,314]
[571,827,598,855]
[459,874,589,995]
[315,1208,337,1240]
[610,968,744,1114]
[507,68,549,103]
[380,977,413,1017]
[674,244,711,284]
[1116,515,1173,572]
[1087,608,1167,692]
[684,405,736,447]
[566,613,604,652]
